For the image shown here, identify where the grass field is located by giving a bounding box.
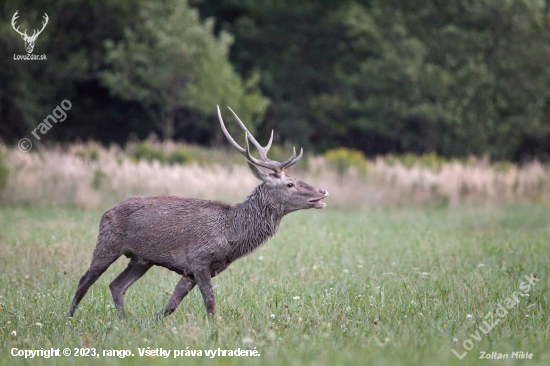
[0,204,549,365]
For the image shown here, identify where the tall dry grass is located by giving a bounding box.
[1,142,549,210]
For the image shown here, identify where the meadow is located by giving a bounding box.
[0,203,549,366]
[0,143,549,365]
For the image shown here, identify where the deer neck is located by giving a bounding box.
[228,184,285,259]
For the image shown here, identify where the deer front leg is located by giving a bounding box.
[194,267,215,317]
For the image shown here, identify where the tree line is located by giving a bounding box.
[1,0,549,161]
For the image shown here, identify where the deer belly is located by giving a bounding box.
[210,261,229,277]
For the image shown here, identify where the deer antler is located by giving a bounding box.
[217,105,303,172]
[11,11,48,41]
[11,11,29,38]
[29,13,48,40]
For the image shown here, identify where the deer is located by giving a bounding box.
[11,11,49,54]
[67,106,328,319]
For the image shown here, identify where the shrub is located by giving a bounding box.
[129,141,167,163]
[324,147,369,175]
[168,145,192,165]
[77,148,100,162]
[384,152,448,170]
[127,141,194,165]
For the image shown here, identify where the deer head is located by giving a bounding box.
[12,11,49,54]
[217,105,328,213]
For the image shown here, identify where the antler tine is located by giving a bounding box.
[217,105,246,155]
[219,106,304,172]
[243,133,281,171]
[218,105,281,171]
[11,11,28,37]
[11,10,19,26]
[228,107,272,161]
[281,147,303,169]
[252,130,273,161]
[264,130,274,155]
[276,146,297,168]
[39,13,48,31]
[32,13,49,39]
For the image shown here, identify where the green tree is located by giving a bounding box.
[200,0,550,160]
[196,0,350,148]
[100,0,268,140]
[321,0,550,159]
[0,0,142,142]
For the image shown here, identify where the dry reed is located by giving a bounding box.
[1,142,549,210]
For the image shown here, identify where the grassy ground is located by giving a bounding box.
[0,204,548,365]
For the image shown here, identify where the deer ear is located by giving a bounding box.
[247,161,270,181]
[247,162,281,182]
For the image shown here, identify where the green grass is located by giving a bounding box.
[0,204,549,365]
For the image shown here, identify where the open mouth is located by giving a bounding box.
[308,198,326,209]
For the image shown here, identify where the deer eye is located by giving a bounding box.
[286,183,294,188]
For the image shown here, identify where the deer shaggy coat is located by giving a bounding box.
[67,107,328,319]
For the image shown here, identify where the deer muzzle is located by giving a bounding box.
[308,190,329,209]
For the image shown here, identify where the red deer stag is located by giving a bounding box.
[67,106,328,318]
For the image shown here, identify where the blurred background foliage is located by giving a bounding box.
[1,0,550,161]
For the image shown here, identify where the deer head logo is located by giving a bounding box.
[11,11,49,54]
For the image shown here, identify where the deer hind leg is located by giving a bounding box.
[156,277,196,318]
[109,258,151,317]
[67,249,120,318]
